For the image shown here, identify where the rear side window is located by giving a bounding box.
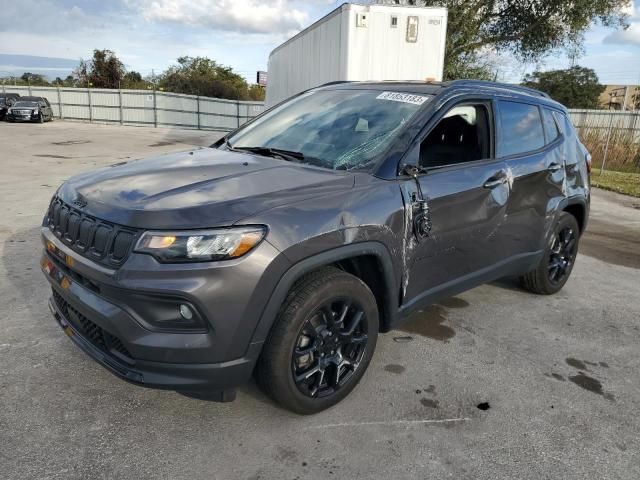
[553,111,578,139]
[497,101,545,157]
[541,108,560,143]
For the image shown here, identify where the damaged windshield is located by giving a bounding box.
[226,89,430,171]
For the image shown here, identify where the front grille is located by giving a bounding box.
[52,289,134,363]
[46,196,139,267]
[15,109,32,115]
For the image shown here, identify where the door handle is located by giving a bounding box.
[483,172,508,189]
[547,162,562,172]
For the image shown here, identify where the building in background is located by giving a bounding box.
[601,85,640,111]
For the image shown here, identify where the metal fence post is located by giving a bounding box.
[28,85,32,96]
[119,89,123,125]
[153,89,157,128]
[237,101,241,128]
[57,86,63,119]
[600,111,615,175]
[197,95,201,130]
[88,87,93,123]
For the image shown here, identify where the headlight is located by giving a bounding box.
[134,226,267,263]
[33,109,39,115]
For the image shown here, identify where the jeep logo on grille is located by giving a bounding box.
[72,196,87,208]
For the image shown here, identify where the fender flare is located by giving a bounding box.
[249,242,399,346]
[557,194,589,232]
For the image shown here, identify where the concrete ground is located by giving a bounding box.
[1,121,639,480]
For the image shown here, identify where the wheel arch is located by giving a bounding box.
[558,196,589,235]
[562,201,587,234]
[250,242,399,347]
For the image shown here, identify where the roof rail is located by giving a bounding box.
[447,80,550,99]
[318,81,355,87]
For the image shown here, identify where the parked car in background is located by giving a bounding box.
[6,96,53,123]
[0,93,20,120]
[41,80,590,414]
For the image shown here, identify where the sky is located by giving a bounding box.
[0,0,639,85]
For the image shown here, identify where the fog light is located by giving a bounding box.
[179,304,193,321]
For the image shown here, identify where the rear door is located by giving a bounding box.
[497,100,565,258]
[400,99,511,307]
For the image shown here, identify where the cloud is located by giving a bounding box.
[604,24,640,45]
[127,0,309,35]
[603,1,640,46]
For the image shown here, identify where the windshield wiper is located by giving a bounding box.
[233,146,306,163]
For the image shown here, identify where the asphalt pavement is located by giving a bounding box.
[1,121,639,479]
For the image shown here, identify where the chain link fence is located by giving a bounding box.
[568,109,640,174]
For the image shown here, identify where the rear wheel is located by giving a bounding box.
[256,267,378,414]
[520,212,580,295]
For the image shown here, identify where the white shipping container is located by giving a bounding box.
[266,3,447,106]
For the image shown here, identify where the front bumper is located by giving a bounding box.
[7,113,38,122]
[48,293,258,392]
[40,225,288,393]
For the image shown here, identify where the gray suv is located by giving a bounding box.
[41,80,590,413]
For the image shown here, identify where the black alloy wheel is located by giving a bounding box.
[548,226,577,285]
[292,298,369,398]
[520,211,581,295]
[256,267,379,414]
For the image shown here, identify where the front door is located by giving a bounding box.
[400,100,511,310]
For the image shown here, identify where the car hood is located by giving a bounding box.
[56,147,355,229]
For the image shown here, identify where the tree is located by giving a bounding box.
[417,0,629,80]
[632,89,640,111]
[20,72,49,86]
[74,49,125,88]
[248,84,266,101]
[63,75,77,87]
[522,66,605,109]
[158,56,252,100]
[121,71,152,89]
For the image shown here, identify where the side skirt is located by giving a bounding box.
[391,251,543,329]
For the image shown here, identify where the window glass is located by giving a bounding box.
[420,104,491,168]
[541,108,559,143]
[228,89,429,171]
[553,110,579,139]
[497,101,545,157]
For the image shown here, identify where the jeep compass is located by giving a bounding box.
[41,80,590,413]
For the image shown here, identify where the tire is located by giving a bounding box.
[256,266,379,414]
[520,212,580,295]
[38,114,44,124]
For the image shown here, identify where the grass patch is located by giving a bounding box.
[591,170,640,198]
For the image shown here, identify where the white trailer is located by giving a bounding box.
[266,3,448,106]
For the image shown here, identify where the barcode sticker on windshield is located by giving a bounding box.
[376,92,429,105]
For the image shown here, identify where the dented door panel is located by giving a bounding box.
[400,158,510,304]
[503,144,566,256]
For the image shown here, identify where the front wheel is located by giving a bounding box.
[520,212,580,295]
[256,267,379,414]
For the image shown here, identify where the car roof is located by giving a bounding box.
[17,96,46,101]
[316,79,566,111]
